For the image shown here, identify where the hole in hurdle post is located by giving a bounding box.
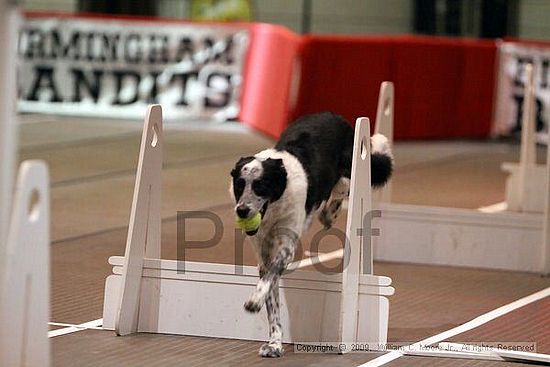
[28,189,40,222]
[151,124,159,147]
[360,137,368,160]
[384,97,391,116]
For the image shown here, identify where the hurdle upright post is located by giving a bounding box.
[0,161,50,367]
[0,0,20,257]
[518,64,536,212]
[542,129,550,275]
[374,82,394,203]
[339,117,373,349]
[115,105,163,336]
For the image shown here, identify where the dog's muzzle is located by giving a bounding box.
[243,202,269,236]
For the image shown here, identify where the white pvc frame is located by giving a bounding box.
[103,105,394,348]
[372,75,550,275]
[498,64,550,274]
[0,0,19,254]
[0,161,50,366]
[500,63,545,213]
[0,2,51,365]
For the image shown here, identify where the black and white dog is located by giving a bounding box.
[229,112,393,357]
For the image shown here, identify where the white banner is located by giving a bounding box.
[493,42,550,142]
[17,16,249,121]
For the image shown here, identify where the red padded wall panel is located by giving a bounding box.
[292,35,394,131]
[239,24,301,138]
[291,35,498,140]
[455,40,497,138]
[392,36,463,139]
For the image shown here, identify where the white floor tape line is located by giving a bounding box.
[48,318,103,338]
[403,348,505,362]
[48,321,104,330]
[477,201,508,213]
[438,343,550,364]
[356,286,550,367]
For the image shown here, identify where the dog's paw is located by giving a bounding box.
[318,200,342,229]
[244,297,263,313]
[245,280,270,312]
[259,342,283,358]
[318,207,334,229]
[371,134,392,157]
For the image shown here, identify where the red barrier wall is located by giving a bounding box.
[20,13,501,140]
[238,24,300,137]
[292,35,393,134]
[292,35,497,140]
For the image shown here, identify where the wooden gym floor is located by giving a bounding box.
[19,114,550,366]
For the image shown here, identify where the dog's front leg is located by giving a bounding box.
[256,267,283,357]
[244,235,296,357]
[244,236,296,312]
[244,235,295,313]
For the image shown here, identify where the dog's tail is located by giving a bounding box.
[370,134,393,188]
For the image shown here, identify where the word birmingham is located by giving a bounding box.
[17,20,249,117]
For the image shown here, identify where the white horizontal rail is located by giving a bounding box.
[287,249,344,271]
[108,255,393,286]
[110,266,395,296]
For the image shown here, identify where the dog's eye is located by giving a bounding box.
[252,180,269,197]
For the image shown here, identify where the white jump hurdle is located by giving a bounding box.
[374,81,394,203]
[501,63,546,213]
[361,75,550,274]
[103,105,394,347]
[543,117,550,274]
[0,1,52,365]
[0,162,50,367]
[0,0,19,252]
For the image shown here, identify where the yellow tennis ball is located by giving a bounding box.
[236,212,262,233]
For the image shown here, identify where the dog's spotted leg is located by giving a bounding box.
[252,252,283,357]
[260,283,283,357]
[244,248,271,313]
[256,252,291,356]
[318,177,350,229]
[245,234,296,357]
[244,238,295,313]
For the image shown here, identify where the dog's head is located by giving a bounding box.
[230,156,287,234]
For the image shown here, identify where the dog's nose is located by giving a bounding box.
[236,205,250,219]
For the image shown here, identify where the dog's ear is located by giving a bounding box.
[260,158,287,202]
[231,156,254,178]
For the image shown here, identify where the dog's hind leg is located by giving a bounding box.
[318,177,350,229]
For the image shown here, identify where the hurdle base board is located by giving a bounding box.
[501,163,546,213]
[103,257,393,343]
[374,203,544,273]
